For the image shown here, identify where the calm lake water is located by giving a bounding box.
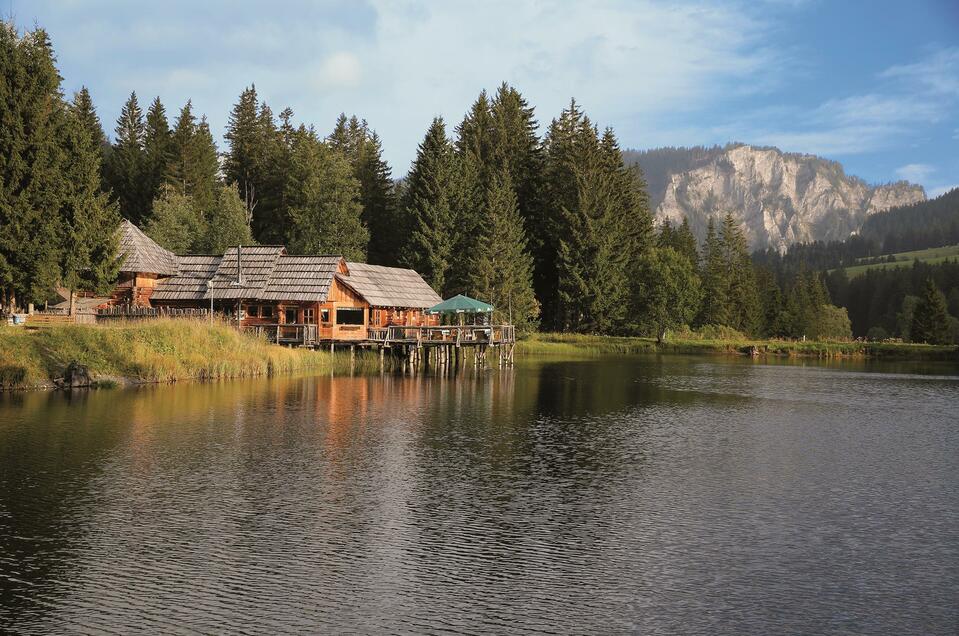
[1,355,957,634]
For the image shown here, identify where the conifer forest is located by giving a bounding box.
[2,23,958,344]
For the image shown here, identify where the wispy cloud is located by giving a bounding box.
[896,163,935,183]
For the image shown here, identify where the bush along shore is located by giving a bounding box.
[0,319,333,391]
[516,330,959,361]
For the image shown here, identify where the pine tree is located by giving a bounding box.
[328,115,398,265]
[59,90,121,304]
[166,101,196,194]
[720,212,761,334]
[910,278,951,344]
[284,128,367,260]
[201,184,253,253]
[224,85,286,241]
[143,96,173,219]
[399,117,457,292]
[698,217,729,326]
[468,173,539,331]
[540,99,588,328]
[0,25,67,308]
[674,217,699,266]
[554,118,631,333]
[456,90,494,183]
[105,91,148,223]
[166,103,219,215]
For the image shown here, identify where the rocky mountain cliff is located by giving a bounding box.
[626,144,926,252]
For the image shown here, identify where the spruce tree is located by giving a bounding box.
[166,101,197,194]
[0,25,65,307]
[399,117,457,292]
[698,217,729,327]
[468,173,539,331]
[224,85,286,241]
[910,278,951,344]
[328,115,398,265]
[59,91,121,304]
[105,91,148,223]
[554,118,631,333]
[143,96,173,219]
[720,212,761,334]
[284,128,367,260]
[674,217,699,266]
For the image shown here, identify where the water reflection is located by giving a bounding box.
[1,356,957,634]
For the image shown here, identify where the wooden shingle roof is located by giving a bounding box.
[151,255,223,301]
[258,256,342,302]
[118,219,179,276]
[207,246,286,300]
[340,262,442,308]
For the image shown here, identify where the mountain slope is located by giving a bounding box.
[626,144,926,251]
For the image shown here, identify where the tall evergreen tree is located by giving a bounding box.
[60,91,121,306]
[910,278,951,344]
[224,85,287,242]
[284,127,367,259]
[399,117,457,292]
[143,96,173,218]
[554,117,632,333]
[698,217,729,326]
[720,212,761,334]
[0,25,67,307]
[166,103,219,215]
[329,115,398,265]
[468,173,539,331]
[105,91,148,223]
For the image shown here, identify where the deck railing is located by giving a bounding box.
[371,325,515,345]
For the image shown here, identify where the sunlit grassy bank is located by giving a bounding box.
[517,331,958,360]
[0,319,332,390]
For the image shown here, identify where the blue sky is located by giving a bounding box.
[16,0,959,196]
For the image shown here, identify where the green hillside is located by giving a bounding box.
[839,244,959,278]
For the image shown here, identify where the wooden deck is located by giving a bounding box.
[243,324,515,349]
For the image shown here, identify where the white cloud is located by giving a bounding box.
[316,52,362,89]
[880,47,959,97]
[895,163,935,183]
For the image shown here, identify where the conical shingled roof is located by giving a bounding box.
[118,219,179,276]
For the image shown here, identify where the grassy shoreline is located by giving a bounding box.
[516,332,959,360]
[0,319,332,390]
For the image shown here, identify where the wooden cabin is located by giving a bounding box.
[109,221,442,344]
[115,220,180,307]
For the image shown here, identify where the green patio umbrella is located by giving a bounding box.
[426,294,494,315]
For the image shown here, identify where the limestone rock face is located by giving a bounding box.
[641,145,925,252]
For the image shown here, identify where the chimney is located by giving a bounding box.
[236,245,243,285]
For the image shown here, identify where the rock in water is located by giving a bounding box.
[63,361,92,388]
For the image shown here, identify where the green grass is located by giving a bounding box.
[0,319,332,390]
[517,331,957,360]
[838,244,959,278]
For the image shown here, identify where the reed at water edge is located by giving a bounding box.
[0,318,332,390]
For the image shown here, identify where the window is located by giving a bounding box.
[336,308,364,325]
[261,305,273,318]
[320,308,331,324]
[304,308,315,324]
[285,308,297,324]
[247,305,259,318]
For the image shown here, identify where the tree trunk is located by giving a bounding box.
[69,288,75,316]
[657,327,667,344]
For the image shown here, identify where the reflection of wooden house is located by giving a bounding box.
[109,221,442,344]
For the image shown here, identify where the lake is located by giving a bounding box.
[1,355,957,634]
